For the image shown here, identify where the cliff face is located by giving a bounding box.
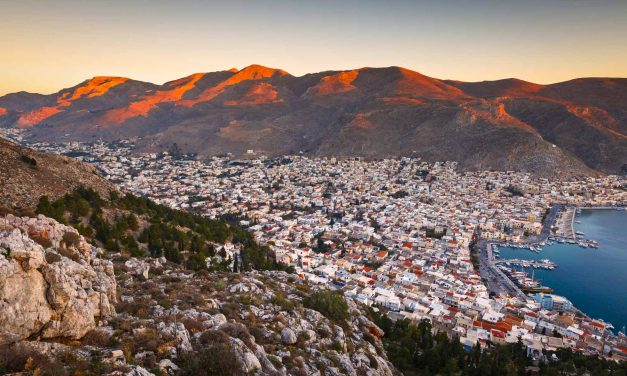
[0,137,115,209]
[0,214,116,345]
[1,65,625,176]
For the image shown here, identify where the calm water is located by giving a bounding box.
[499,209,627,332]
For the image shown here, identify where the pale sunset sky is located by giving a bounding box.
[1,0,626,95]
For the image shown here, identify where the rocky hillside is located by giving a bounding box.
[0,136,115,209]
[110,264,397,375]
[1,65,625,176]
[0,213,398,376]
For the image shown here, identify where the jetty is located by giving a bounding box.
[555,206,576,241]
[495,258,557,270]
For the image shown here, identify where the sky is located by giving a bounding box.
[1,0,626,95]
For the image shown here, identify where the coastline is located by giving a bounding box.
[555,206,626,241]
[481,205,627,329]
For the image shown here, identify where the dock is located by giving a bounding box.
[495,258,557,270]
[555,206,576,241]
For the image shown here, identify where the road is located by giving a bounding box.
[478,239,524,297]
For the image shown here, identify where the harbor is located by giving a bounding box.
[480,205,622,302]
[495,208,627,332]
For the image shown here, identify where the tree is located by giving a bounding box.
[232,255,239,273]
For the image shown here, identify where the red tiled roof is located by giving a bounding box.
[491,329,506,338]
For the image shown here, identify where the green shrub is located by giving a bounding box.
[271,291,299,311]
[364,331,376,345]
[182,331,240,375]
[303,290,349,322]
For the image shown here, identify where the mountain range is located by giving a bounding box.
[1,64,626,176]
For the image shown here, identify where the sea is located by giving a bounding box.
[498,208,627,333]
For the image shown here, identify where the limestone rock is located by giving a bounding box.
[125,258,150,280]
[0,215,117,345]
[281,327,297,345]
[158,359,179,375]
[126,366,155,376]
[211,313,227,328]
[230,337,261,373]
[158,321,192,353]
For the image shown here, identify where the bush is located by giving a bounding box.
[182,317,204,335]
[186,252,207,271]
[178,345,239,376]
[81,328,112,347]
[303,290,349,322]
[0,343,65,375]
[219,323,254,349]
[115,297,151,318]
[272,291,299,311]
[363,331,376,345]
[62,231,81,248]
[20,154,37,167]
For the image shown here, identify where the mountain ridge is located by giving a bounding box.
[1,64,626,176]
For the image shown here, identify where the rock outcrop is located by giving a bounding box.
[0,214,117,344]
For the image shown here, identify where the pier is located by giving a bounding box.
[495,258,557,270]
[555,206,576,240]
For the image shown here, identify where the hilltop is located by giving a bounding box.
[0,136,115,210]
[1,65,625,176]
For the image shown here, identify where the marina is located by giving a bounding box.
[498,208,627,332]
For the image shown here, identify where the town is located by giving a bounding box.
[3,129,626,363]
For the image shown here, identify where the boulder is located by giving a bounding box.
[158,359,179,375]
[125,258,150,280]
[211,313,227,327]
[126,366,155,376]
[0,216,117,345]
[157,322,192,353]
[281,327,297,345]
[230,337,261,373]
